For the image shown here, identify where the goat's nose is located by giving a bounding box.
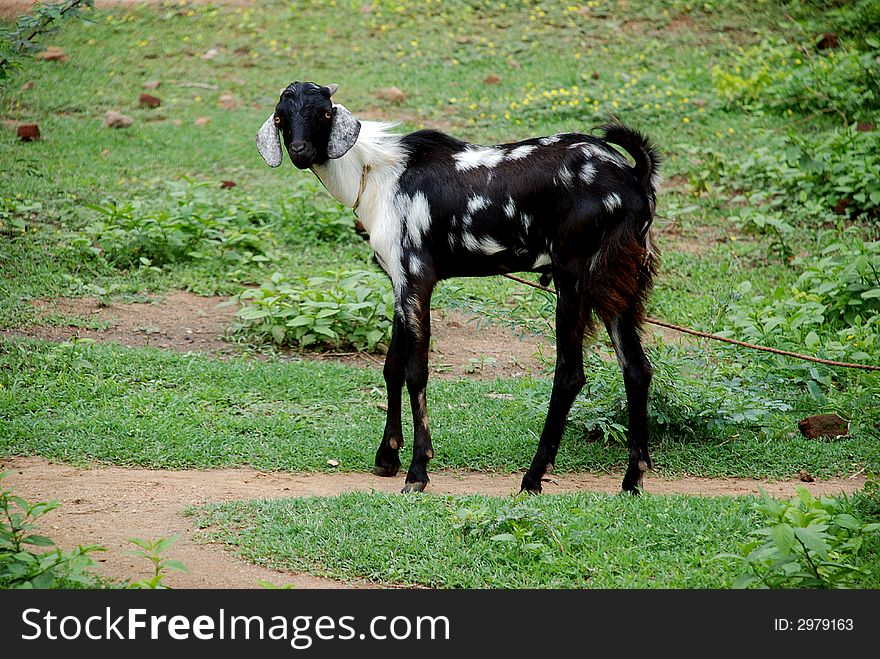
[290,141,307,154]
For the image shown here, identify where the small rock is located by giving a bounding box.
[591,72,600,80]
[202,48,220,60]
[798,413,849,440]
[327,459,340,467]
[20,81,34,92]
[816,32,838,50]
[103,111,134,129]
[194,116,211,126]
[220,180,236,189]
[799,470,815,483]
[143,80,161,90]
[483,74,502,85]
[17,123,40,141]
[857,121,875,132]
[35,47,67,62]
[376,86,406,104]
[101,149,110,157]
[218,93,239,110]
[139,93,161,108]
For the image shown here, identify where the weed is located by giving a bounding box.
[0,471,102,588]
[722,487,880,588]
[233,269,394,353]
[125,535,188,589]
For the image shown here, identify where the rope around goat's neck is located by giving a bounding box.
[352,165,372,215]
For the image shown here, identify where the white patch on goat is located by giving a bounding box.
[603,192,622,213]
[506,144,537,160]
[503,197,516,219]
[650,170,663,194]
[453,146,505,171]
[467,195,490,214]
[538,134,563,146]
[578,142,627,165]
[556,165,574,187]
[462,232,505,255]
[396,191,432,249]
[608,320,628,370]
[521,214,533,231]
[532,252,551,268]
[477,236,506,255]
[579,162,596,184]
[408,253,424,276]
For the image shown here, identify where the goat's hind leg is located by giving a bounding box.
[374,314,406,477]
[606,312,653,494]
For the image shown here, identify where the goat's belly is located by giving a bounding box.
[435,249,550,280]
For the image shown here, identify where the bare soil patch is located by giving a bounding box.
[12,291,239,354]
[2,456,866,589]
[4,291,555,379]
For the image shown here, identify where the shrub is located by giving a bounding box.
[74,179,279,269]
[710,126,880,222]
[233,269,395,353]
[712,38,879,123]
[723,487,880,588]
[721,230,880,377]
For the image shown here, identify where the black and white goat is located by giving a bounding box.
[256,81,660,494]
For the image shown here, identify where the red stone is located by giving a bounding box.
[17,124,40,141]
[798,414,849,439]
[139,93,161,108]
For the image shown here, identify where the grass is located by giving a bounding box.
[192,490,880,588]
[1,338,876,478]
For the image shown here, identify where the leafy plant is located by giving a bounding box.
[0,471,102,589]
[721,230,880,379]
[723,487,880,588]
[0,1,94,80]
[564,346,793,445]
[73,178,278,270]
[712,36,879,123]
[125,535,188,589]
[233,269,395,353]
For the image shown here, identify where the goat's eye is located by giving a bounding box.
[324,111,333,121]
[273,116,281,126]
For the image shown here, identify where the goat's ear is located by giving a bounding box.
[327,103,361,159]
[255,114,283,168]
[326,83,339,97]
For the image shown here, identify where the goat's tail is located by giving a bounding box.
[599,122,661,199]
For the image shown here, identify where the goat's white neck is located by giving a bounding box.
[310,121,405,229]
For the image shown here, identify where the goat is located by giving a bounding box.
[256,81,660,494]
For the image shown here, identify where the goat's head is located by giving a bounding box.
[256,81,361,169]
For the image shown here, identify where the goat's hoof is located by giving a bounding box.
[519,475,543,495]
[401,480,428,494]
[373,462,400,478]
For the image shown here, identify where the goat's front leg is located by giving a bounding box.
[374,313,406,477]
[399,282,435,493]
[521,276,589,494]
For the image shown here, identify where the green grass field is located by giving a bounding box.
[1,0,879,588]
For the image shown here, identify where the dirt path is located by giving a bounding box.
[4,291,557,379]
[1,456,867,589]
